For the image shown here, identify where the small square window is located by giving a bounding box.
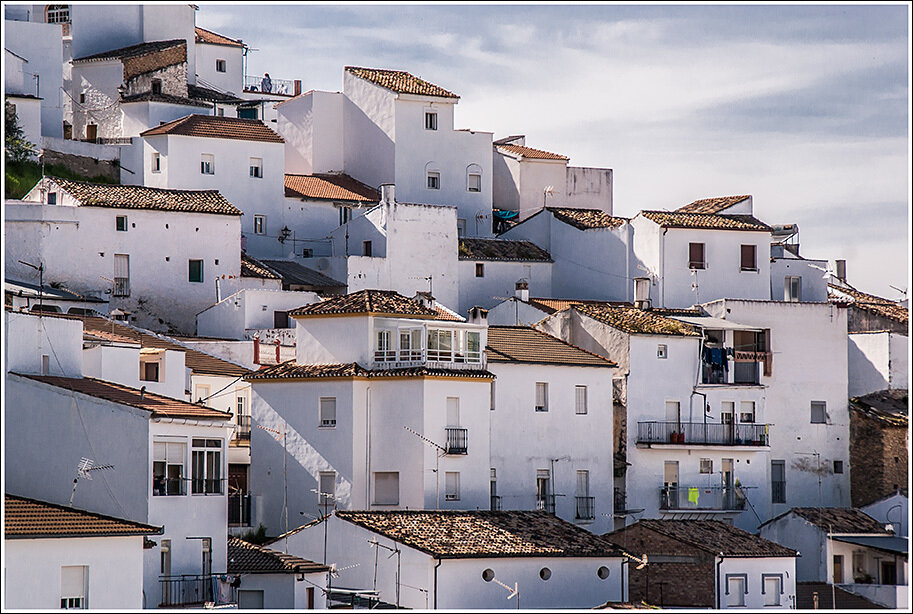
[467,173,481,192]
[833,460,844,474]
[811,401,827,424]
[457,218,466,237]
[657,344,668,359]
[425,111,438,131]
[79,93,86,104]
[700,458,713,474]
[249,157,262,178]
[253,215,266,235]
[427,171,440,190]
[189,259,204,283]
[740,244,757,271]
[475,263,484,278]
[151,79,162,95]
[201,154,215,175]
[140,361,160,382]
[216,59,227,73]
[116,215,128,232]
[373,472,399,505]
[319,397,337,427]
[151,152,161,173]
[689,242,706,269]
[47,192,57,205]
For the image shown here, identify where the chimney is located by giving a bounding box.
[140,386,146,401]
[468,306,488,325]
[835,259,846,283]
[380,184,395,205]
[634,277,651,309]
[294,79,301,96]
[515,280,529,302]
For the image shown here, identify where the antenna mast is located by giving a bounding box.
[403,426,446,509]
[69,457,114,506]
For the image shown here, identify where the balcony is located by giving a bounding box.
[153,477,186,497]
[490,495,501,511]
[228,493,251,526]
[575,496,595,521]
[637,421,769,447]
[659,485,746,512]
[373,348,483,370]
[159,574,237,607]
[233,414,250,445]
[536,494,556,514]
[445,427,468,455]
[243,75,299,96]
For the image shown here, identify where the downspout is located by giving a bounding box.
[624,223,632,302]
[433,557,442,609]
[660,228,668,308]
[621,557,629,604]
[716,553,724,609]
[365,386,371,506]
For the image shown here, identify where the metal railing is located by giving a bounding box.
[191,478,223,495]
[771,481,786,504]
[228,493,252,526]
[153,477,186,497]
[372,348,483,367]
[159,574,236,607]
[575,496,595,520]
[445,427,468,455]
[536,494,556,514]
[113,277,129,297]
[659,485,746,511]
[490,495,501,511]
[234,414,251,442]
[637,421,769,446]
[614,488,627,513]
[244,75,296,95]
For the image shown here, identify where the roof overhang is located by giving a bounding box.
[670,316,762,331]
[831,535,907,556]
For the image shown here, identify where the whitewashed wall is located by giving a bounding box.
[759,513,826,582]
[82,345,185,399]
[342,73,395,190]
[457,259,552,313]
[195,41,243,95]
[7,97,42,157]
[196,288,317,339]
[565,166,613,213]
[718,556,797,609]
[770,254,829,302]
[4,19,64,137]
[234,571,328,609]
[486,298,552,327]
[5,311,84,377]
[861,493,909,537]
[277,90,346,175]
[848,331,909,397]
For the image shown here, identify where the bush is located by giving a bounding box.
[5,101,37,163]
[238,524,270,545]
[4,159,117,200]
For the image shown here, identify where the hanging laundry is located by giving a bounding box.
[688,487,700,506]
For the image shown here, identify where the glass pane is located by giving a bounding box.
[167,443,185,463]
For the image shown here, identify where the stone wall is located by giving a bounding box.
[42,149,120,183]
[125,62,188,98]
[848,307,907,335]
[850,408,909,506]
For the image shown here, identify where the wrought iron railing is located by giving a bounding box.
[536,494,556,514]
[614,488,627,513]
[771,481,786,504]
[575,496,595,520]
[159,574,236,607]
[445,427,468,454]
[234,414,251,442]
[659,485,746,511]
[637,421,769,446]
[244,75,296,95]
[153,477,186,497]
[113,277,129,297]
[490,495,501,511]
[191,478,223,495]
[228,493,251,526]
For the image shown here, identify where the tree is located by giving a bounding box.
[4,100,37,163]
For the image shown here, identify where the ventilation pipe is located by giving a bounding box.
[515,280,529,302]
[380,184,395,206]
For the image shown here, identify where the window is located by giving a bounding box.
[576,470,593,520]
[771,460,786,503]
[657,344,668,359]
[116,215,128,231]
[700,458,713,474]
[536,469,552,512]
[740,244,757,271]
[535,382,548,412]
[373,471,399,505]
[140,361,160,382]
[457,218,466,236]
[362,240,373,256]
[217,107,224,117]
[375,330,393,361]
[739,401,755,423]
[833,460,844,474]
[466,331,481,362]
[79,92,86,104]
[151,79,162,95]
[153,440,186,496]
[490,468,499,510]
[467,172,481,192]
[475,263,485,278]
[151,152,161,173]
[47,5,71,24]
[188,259,204,283]
[253,215,266,235]
[427,171,440,190]
[47,191,57,205]
[665,400,681,423]
[319,397,336,427]
[427,329,453,361]
[722,401,734,424]
[597,566,611,580]
[191,438,223,494]
[726,575,747,607]
[60,565,87,609]
[195,384,210,404]
[446,397,460,427]
[249,157,262,178]
[318,471,336,507]
[216,59,227,73]
[445,471,460,501]
[785,276,802,302]
[425,111,438,130]
[161,539,171,577]
[399,328,423,361]
[539,567,552,581]
[762,575,783,605]
[833,554,844,584]
[482,568,495,582]
[41,354,50,375]
[339,205,353,226]
[200,154,214,175]
[689,242,706,269]
[575,386,588,414]
[811,401,827,424]
[113,254,130,296]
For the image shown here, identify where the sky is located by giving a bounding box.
[197,2,911,299]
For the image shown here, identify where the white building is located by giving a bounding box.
[759,507,908,609]
[3,16,64,138]
[486,325,616,534]
[7,177,243,333]
[630,195,773,309]
[492,135,613,221]
[193,26,244,97]
[861,492,909,538]
[769,224,830,302]
[848,330,908,397]
[247,290,492,535]
[3,494,163,610]
[500,206,632,302]
[227,537,329,609]
[273,510,627,609]
[457,238,553,313]
[196,287,319,340]
[4,48,43,155]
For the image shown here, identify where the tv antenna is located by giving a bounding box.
[889,285,907,301]
[368,538,403,607]
[403,426,446,509]
[487,573,520,609]
[19,260,44,310]
[69,457,114,506]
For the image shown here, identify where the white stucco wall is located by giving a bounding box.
[81,345,185,399]
[4,311,84,377]
[718,556,797,609]
[196,288,317,339]
[486,298,552,327]
[69,61,127,140]
[122,100,211,142]
[760,513,827,582]
[457,259,552,313]
[195,41,243,95]
[3,536,146,609]
[848,331,909,397]
[4,18,64,137]
[565,166,613,213]
[277,90,346,175]
[861,493,909,537]
[770,255,829,302]
[7,96,42,158]
[234,571,328,609]
[343,72,396,190]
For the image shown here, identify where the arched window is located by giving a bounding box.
[466,164,482,192]
[424,161,440,190]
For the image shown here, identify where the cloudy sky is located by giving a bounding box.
[197,3,910,298]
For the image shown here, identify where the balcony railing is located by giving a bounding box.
[228,493,252,526]
[659,485,746,511]
[445,427,468,455]
[490,495,501,511]
[637,421,769,446]
[191,478,224,495]
[160,574,236,607]
[771,480,786,504]
[536,494,556,515]
[575,496,595,520]
[243,75,297,96]
[234,414,251,443]
[372,348,483,368]
[614,488,627,513]
[153,476,186,497]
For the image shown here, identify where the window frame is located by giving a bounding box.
[153,439,187,496]
[424,111,438,131]
[657,344,668,359]
[575,385,588,415]
[188,259,204,283]
[725,574,748,607]
[151,152,161,173]
[810,401,827,424]
[319,397,337,428]
[467,172,482,192]
[445,471,460,501]
[191,437,223,495]
[60,565,87,610]
[318,471,336,507]
[785,275,802,302]
[740,244,758,271]
[475,263,485,278]
[249,157,263,179]
[362,240,373,257]
[140,360,160,383]
[116,215,128,232]
[771,459,786,503]
[253,215,266,236]
[216,59,227,73]
[426,171,440,190]
[113,253,130,297]
[761,574,783,606]
[689,242,706,270]
[535,382,549,412]
[373,471,399,505]
[200,153,215,175]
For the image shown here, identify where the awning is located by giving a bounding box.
[832,535,908,556]
[669,316,761,331]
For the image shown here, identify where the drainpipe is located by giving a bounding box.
[433,557,442,609]
[621,557,628,604]
[716,553,724,609]
[365,386,371,507]
[660,228,668,308]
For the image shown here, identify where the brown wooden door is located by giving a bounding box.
[86,124,97,142]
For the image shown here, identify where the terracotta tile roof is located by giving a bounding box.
[241,253,281,280]
[140,114,284,143]
[121,91,210,107]
[676,195,751,214]
[574,304,701,337]
[431,305,464,322]
[48,177,241,216]
[259,260,346,291]
[640,211,771,232]
[345,66,459,99]
[783,508,892,535]
[526,297,621,315]
[496,143,568,161]
[284,173,380,202]
[14,374,232,420]
[336,510,626,558]
[246,361,493,381]
[73,39,185,62]
[195,26,243,47]
[289,289,439,319]
[828,284,908,326]
[228,537,329,574]
[849,389,908,427]
[187,83,244,103]
[75,40,188,82]
[546,207,627,230]
[5,494,162,539]
[458,238,552,262]
[609,520,796,558]
[486,326,616,367]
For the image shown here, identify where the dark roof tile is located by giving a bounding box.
[228,537,329,574]
[289,289,439,319]
[459,238,551,262]
[496,143,568,160]
[47,177,241,216]
[140,114,284,143]
[195,27,243,47]
[606,519,796,557]
[547,207,627,230]
[574,304,701,336]
[676,195,752,214]
[640,211,771,232]
[246,361,493,381]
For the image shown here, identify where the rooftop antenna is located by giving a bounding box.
[368,538,402,607]
[889,285,907,302]
[19,260,44,310]
[69,457,114,506]
[310,487,337,564]
[487,573,520,609]
[258,422,288,548]
[403,426,446,509]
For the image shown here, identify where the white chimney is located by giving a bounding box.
[468,306,488,325]
[634,277,651,309]
[515,280,529,302]
[380,184,395,205]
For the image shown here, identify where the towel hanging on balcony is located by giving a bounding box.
[688,487,700,506]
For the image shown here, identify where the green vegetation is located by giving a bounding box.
[5,100,36,163]
[238,523,270,545]
[4,159,117,200]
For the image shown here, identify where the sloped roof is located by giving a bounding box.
[546,207,627,230]
[336,510,626,558]
[195,26,243,47]
[15,374,232,420]
[246,361,493,381]
[640,211,771,232]
[289,289,439,319]
[46,177,241,216]
[73,39,185,62]
[345,66,459,99]
[609,519,796,558]
[458,238,552,262]
[258,260,346,291]
[284,173,380,202]
[762,507,892,534]
[5,494,162,539]
[574,304,701,337]
[850,389,908,426]
[486,326,615,367]
[828,284,908,326]
[187,83,244,103]
[676,195,751,214]
[140,114,284,143]
[228,537,329,574]
[120,91,210,107]
[5,278,106,303]
[495,143,569,161]
[241,253,281,280]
